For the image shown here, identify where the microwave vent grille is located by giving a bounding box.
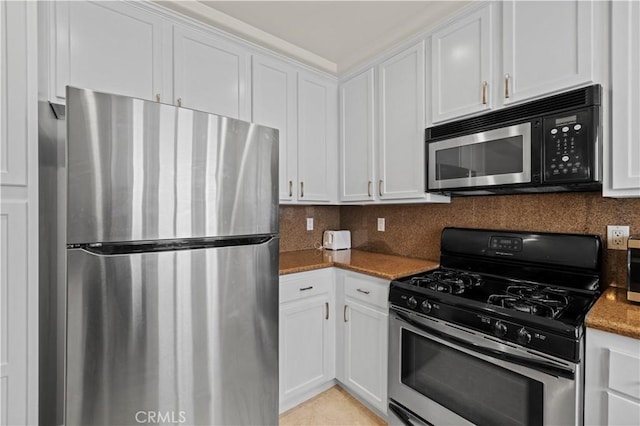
[427,84,601,141]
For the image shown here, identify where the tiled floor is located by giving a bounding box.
[279,386,387,426]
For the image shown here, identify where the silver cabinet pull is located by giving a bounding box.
[378,180,383,196]
[368,181,372,197]
[504,74,510,99]
[299,286,313,291]
[482,81,488,105]
[155,94,160,103]
[300,181,304,198]
[357,288,370,295]
[288,181,293,197]
[325,302,329,320]
[343,305,348,322]
[177,98,182,107]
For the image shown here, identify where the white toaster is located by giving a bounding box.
[323,230,351,251]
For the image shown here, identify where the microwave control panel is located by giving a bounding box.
[543,109,594,182]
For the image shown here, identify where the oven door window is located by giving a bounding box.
[401,329,543,426]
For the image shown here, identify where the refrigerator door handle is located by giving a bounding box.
[71,235,275,255]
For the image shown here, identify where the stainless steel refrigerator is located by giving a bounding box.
[39,87,279,425]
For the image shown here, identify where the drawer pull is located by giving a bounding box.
[299,286,313,291]
[356,288,370,295]
[482,81,488,105]
[344,305,349,322]
[504,74,511,99]
[325,302,329,320]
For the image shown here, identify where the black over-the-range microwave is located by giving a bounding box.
[425,84,602,195]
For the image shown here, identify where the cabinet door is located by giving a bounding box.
[502,0,593,105]
[343,298,388,414]
[279,295,333,404]
[0,201,30,426]
[173,25,250,120]
[339,68,375,202]
[431,4,493,123]
[378,42,426,200]
[51,1,164,102]
[297,72,338,203]
[252,55,298,202]
[585,328,640,425]
[1,0,29,187]
[607,0,640,195]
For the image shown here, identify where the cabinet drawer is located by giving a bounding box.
[344,273,389,309]
[609,349,640,400]
[280,269,332,303]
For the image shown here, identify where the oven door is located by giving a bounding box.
[427,122,532,191]
[388,307,582,426]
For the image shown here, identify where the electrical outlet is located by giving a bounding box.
[306,218,313,231]
[607,225,630,250]
[377,218,385,232]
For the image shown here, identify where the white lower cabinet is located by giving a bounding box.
[279,268,390,417]
[585,327,640,425]
[336,270,389,415]
[279,269,335,413]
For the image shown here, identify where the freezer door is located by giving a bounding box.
[65,238,279,426]
[66,86,278,244]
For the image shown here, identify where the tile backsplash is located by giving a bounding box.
[280,193,640,288]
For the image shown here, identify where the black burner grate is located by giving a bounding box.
[408,270,483,294]
[487,285,570,318]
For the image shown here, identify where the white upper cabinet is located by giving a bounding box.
[502,0,593,105]
[297,72,338,203]
[339,69,375,202]
[172,25,250,119]
[431,3,493,123]
[2,0,29,187]
[252,55,298,202]
[378,42,426,200]
[606,0,640,196]
[50,1,164,102]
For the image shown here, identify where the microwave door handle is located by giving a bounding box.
[392,311,575,380]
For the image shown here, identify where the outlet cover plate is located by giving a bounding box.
[377,218,385,232]
[306,218,313,231]
[607,225,629,250]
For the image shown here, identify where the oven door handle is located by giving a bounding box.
[389,401,433,426]
[393,311,575,380]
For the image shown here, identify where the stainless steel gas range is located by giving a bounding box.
[388,227,602,426]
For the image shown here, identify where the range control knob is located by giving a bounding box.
[517,328,532,344]
[493,321,508,337]
[420,300,432,314]
[407,296,417,309]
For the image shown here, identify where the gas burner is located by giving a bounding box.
[408,270,483,294]
[487,285,570,318]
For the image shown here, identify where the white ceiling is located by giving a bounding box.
[157,1,472,75]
